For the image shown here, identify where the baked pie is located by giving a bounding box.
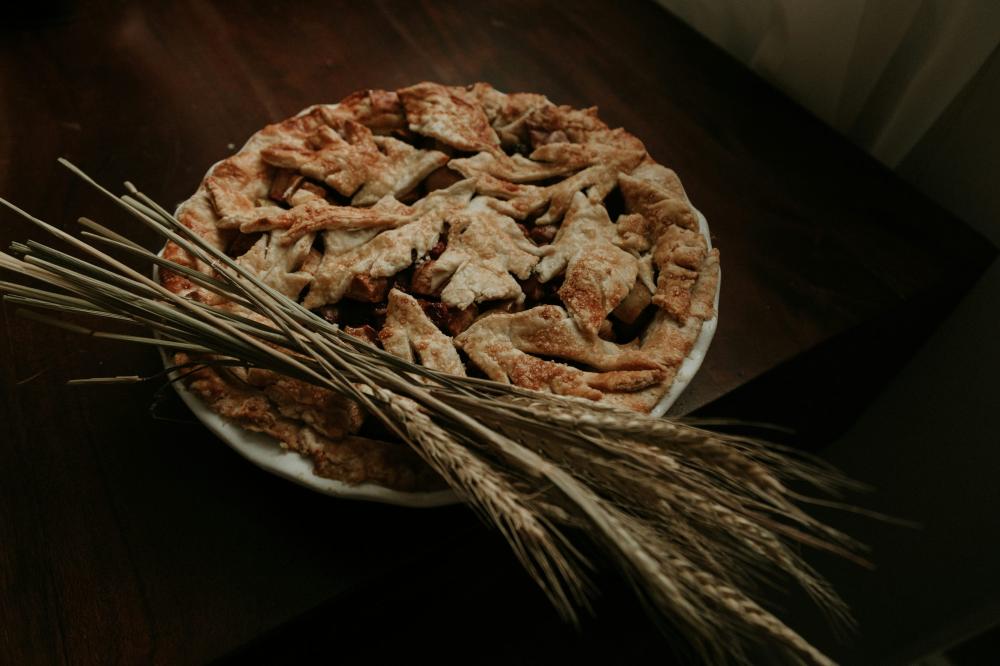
[161,82,720,491]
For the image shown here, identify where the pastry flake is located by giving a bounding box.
[379,289,466,375]
[398,82,501,153]
[430,199,549,309]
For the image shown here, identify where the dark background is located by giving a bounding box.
[1,1,997,664]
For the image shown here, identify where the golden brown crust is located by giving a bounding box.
[174,354,442,491]
[451,151,576,183]
[430,199,548,309]
[235,228,317,299]
[379,289,466,375]
[323,89,407,134]
[163,82,720,490]
[535,193,638,334]
[398,82,501,153]
[260,121,448,205]
[455,305,663,375]
[301,180,476,310]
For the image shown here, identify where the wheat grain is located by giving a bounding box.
[0,163,877,664]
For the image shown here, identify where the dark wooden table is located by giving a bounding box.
[1,2,994,664]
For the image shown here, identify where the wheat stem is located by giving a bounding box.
[0,165,876,665]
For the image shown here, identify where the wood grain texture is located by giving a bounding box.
[0,1,993,663]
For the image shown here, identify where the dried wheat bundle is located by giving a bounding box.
[0,160,870,665]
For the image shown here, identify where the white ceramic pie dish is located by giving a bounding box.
[158,94,719,507]
[648,208,719,418]
[154,252,460,508]
[156,206,717,507]
[161,347,460,507]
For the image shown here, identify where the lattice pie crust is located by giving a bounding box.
[161,82,720,491]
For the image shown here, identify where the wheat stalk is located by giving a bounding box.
[0,160,871,665]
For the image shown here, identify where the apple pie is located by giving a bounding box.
[161,82,720,491]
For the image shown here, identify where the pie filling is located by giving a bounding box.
[162,82,720,491]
